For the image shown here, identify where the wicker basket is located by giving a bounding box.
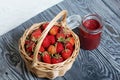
[19,10,80,79]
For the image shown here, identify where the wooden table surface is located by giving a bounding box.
[0,0,120,80]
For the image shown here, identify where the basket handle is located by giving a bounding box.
[32,10,68,67]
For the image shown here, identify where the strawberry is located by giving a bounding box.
[47,35,55,44]
[31,28,42,41]
[51,54,63,64]
[61,49,72,60]
[56,42,64,53]
[49,25,59,35]
[47,45,56,54]
[66,37,75,46]
[30,54,41,61]
[56,33,65,39]
[56,33,65,42]
[41,22,49,30]
[59,27,65,33]
[39,46,45,52]
[42,51,51,64]
[26,41,35,52]
[30,54,34,58]
[66,33,72,38]
[42,36,50,48]
[65,42,73,51]
[25,39,30,45]
[38,54,41,61]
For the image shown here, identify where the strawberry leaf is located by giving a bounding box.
[57,37,65,42]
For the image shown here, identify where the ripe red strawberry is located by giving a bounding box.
[30,54,41,61]
[56,42,64,53]
[41,22,49,30]
[56,33,65,42]
[66,37,75,46]
[39,46,45,52]
[26,41,35,52]
[25,39,30,45]
[42,51,51,64]
[61,49,72,60]
[31,28,42,41]
[30,54,34,58]
[65,42,73,51]
[49,25,59,35]
[47,35,55,44]
[42,36,50,48]
[47,45,56,54]
[51,54,63,64]
[56,33,65,39]
[38,54,41,61]
[66,32,72,38]
[59,27,64,33]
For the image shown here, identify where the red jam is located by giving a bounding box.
[79,16,102,50]
[83,19,100,30]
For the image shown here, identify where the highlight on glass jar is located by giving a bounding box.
[79,14,103,50]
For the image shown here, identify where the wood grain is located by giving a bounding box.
[0,0,120,80]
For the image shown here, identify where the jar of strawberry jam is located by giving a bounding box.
[79,14,103,50]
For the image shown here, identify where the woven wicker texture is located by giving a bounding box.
[19,10,80,79]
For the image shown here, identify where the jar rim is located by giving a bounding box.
[81,14,103,34]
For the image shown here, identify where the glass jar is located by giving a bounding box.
[79,14,103,50]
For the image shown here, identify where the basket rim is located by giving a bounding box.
[19,22,80,65]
